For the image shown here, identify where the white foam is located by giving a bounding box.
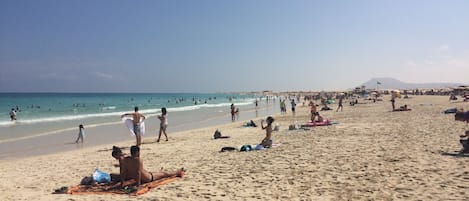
[0,99,255,127]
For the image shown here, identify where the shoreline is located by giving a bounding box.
[0,100,280,160]
[1,95,469,200]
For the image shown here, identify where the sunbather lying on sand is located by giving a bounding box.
[111,146,184,188]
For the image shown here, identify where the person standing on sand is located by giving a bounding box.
[391,92,396,111]
[309,101,319,122]
[230,104,236,121]
[291,99,296,115]
[157,107,169,142]
[121,107,146,146]
[75,124,85,143]
[336,95,344,112]
[280,100,286,114]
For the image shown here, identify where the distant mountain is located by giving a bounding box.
[360,77,465,90]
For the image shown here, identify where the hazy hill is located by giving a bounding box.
[360,78,464,90]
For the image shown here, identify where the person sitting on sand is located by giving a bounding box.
[244,120,257,127]
[455,110,469,123]
[213,129,230,139]
[459,130,469,153]
[455,111,469,153]
[260,116,274,148]
[111,146,128,165]
[111,146,184,188]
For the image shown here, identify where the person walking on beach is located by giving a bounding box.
[121,107,146,146]
[75,124,85,143]
[157,107,169,142]
[336,95,344,112]
[9,108,17,121]
[260,116,274,148]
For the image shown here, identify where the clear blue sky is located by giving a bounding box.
[1,0,468,92]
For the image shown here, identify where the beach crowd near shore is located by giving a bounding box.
[1,91,469,200]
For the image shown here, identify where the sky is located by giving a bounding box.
[0,0,468,93]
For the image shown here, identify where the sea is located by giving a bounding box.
[0,93,280,159]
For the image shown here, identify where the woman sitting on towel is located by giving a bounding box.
[260,116,274,148]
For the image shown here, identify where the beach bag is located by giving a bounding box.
[240,144,252,152]
[93,168,111,184]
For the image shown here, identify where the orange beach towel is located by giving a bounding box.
[57,176,179,196]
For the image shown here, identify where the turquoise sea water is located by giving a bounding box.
[0,93,257,141]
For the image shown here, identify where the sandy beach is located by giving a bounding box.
[1,95,468,201]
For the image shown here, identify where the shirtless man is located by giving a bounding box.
[115,146,183,187]
[309,101,319,122]
[121,107,146,146]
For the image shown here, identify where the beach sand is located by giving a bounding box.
[1,95,468,200]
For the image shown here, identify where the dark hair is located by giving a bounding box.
[112,146,122,158]
[266,116,274,124]
[134,106,139,112]
[130,145,140,156]
[162,107,167,115]
[79,124,84,128]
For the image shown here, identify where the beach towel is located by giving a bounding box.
[301,120,337,127]
[392,108,412,112]
[251,143,282,151]
[54,176,179,196]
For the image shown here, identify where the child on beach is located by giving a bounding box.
[75,124,85,143]
[260,116,274,148]
[157,107,169,142]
